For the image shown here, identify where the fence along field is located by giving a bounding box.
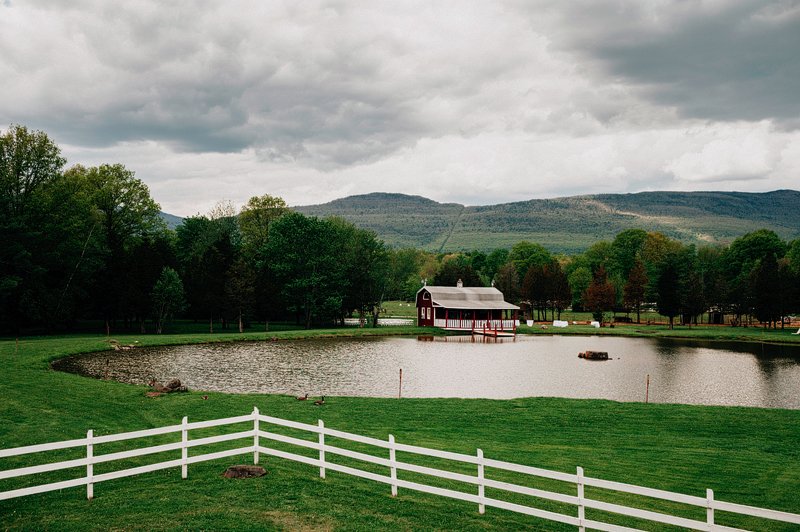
[1,409,799,531]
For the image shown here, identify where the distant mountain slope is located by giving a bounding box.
[159,211,184,229]
[295,190,800,253]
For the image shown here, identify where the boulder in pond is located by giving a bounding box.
[578,351,609,360]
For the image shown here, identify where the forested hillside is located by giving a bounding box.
[296,190,800,253]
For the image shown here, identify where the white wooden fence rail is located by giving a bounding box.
[1,409,799,531]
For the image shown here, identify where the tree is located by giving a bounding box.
[722,230,786,326]
[239,194,287,257]
[340,225,389,327]
[681,269,706,326]
[485,248,510,281]
[151,267,186,334]
[266,212,348,328]
[0,124,66,218]
[431,256,483,287]
[568,266,592,311]
[0,125,96,331]
[508,241,552,279]
[751,254,782,329]
[623,260,648,323]
[225,258,256,333]
[584,265,616,324]
[494,263,521,304]
[656,259,681,329]
[609,229,648,278]
[547,261,571,320]
[385,248,423,301]
[126,234,176,332]
[175,212,240,330]
[67,163,164,331]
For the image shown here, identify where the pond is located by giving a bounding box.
[53,335,800,409]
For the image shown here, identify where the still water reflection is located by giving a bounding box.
[53,335,800,408]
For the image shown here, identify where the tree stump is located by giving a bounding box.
[578,351,609,360]
[223,465,266,479]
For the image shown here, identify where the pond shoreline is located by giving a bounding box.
[52,331,800,408]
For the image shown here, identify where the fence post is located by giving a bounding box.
[707,488,715,528]
[253,407,260,465]
[389,434,398,497]
[477,448,485,515]
[577,466,585,532]
[86,430,94,500]
[318,419,326,479]
[181,416,188,479]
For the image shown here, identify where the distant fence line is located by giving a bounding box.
[1,409,799,531]
[343,318,414,326]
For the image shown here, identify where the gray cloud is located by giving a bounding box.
[2,0,799,215]
[536,1,800,125]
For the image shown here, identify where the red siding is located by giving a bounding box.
[416,289,434,326]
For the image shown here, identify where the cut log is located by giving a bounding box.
[223,465,266,479]
[578,351,609,360]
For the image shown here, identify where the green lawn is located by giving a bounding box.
[1,330,799,530]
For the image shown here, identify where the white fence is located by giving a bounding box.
[433,318,518,331]
[2,409,799,531]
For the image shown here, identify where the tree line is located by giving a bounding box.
[3,125,799,333]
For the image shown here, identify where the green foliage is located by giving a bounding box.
[584,264,616,323]
[238,193,288,258]
[508,241,553,279]
[431,255,483,287]
[568,266,592,310]
[656,257,682,329]
[4,124,800,335]
[623,260,648,323]
[151,267,186,333]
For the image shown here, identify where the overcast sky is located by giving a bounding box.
[2,0,799,216]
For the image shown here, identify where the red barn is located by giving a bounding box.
[416,280,520,335]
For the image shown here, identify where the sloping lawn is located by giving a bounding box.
[0,331,798,530]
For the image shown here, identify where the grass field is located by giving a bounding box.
[1,329,799,530]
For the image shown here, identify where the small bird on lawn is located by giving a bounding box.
[296,393,309,401]
[313,396,325,406]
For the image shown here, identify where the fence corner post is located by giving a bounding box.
[577,466,585,532]
[707,488,715,528]
[253,407,260,465]
[86,429,94,500]
[477,448,485,515]
[389,434,398,497]
[181,416,189,479]
[318,419,326,479]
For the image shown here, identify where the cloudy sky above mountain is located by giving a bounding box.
[2,0,799,215]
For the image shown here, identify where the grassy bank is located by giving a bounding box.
[518,321,800,345]
[1,331,799,530]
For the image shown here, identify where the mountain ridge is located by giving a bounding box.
[294,190,800,253]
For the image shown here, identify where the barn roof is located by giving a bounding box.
[418,286,520,310]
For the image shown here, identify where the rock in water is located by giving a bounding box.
[578,351,609,360]
[223,465,267,479]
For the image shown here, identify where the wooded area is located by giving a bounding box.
[2,125,799,334]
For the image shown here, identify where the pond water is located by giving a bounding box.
[53,335,800,408]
